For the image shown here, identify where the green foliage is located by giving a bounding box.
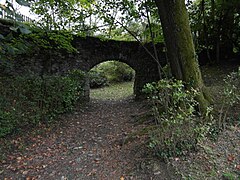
[24,30,77,53]
[0,0,76,59]
[0,70,85,137]
[90,61,135,86]
[222,172,236,180]
[0,32,31,61]
[31,0,97,34]
[0,0,32,26]
[223,67,240,106]
[218,67,240,129]
[0,24,76,64]
[89,70,108,88]
[94,0,164,42]
[0,15,33,61]
[30,0,164,42]
[143,79,212,159]
[16,0,30,7]
[187,0,240,58]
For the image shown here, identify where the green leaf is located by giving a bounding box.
[15,14,24,21]
[5,33,14,41]
[6,45,16,55]
[9,26,18,32]
[19,26,32,34]
[0,34,5,40]
[5,7,14,16]
[16,0,30,7]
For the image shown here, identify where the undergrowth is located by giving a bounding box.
[89,61,135,88]
[0,70,85,137]
[218,67,240,129]
[143,67,240,160]
[143,79,213,159]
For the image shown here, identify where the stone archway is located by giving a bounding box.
[0,25,167,100]
[70,36,167,100]
[89,60,136,100]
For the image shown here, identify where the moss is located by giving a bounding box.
[155,0,211,113]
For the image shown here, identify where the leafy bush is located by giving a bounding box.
[89,70,108,88]
[0,70,85,137]
[218,67,240,129]
[90,61,135,87]
[24,30,77,53]
[143,79,212,159]
[110,61,134,82]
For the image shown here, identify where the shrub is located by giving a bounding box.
[218,67,240,129]
[112,61,134,82]
[0,70,85,137]
[90,61,135,86]
[89,70,108,88]
[143,79,212,159]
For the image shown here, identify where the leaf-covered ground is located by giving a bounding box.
[0,64,239,179]
[171,125,240,179]
[0,97,178,179]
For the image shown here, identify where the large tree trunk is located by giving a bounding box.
[154,0,210,113]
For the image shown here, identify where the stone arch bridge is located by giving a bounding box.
[71,36,167,99]
[0,20,167,99]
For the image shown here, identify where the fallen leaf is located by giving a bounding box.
[22,170,28,175]
[227,155,235,162]
[236,165,240,170]
[120,176,124,180]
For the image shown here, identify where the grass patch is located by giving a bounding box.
[90,81,134,100]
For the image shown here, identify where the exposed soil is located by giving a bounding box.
[0,63,239,180]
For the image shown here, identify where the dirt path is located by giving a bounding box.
[1,64,239,180]
[0,98,175,180]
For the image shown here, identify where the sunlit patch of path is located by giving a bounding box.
[90,82,134,101]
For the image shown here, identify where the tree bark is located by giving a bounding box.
[154,0,210,113]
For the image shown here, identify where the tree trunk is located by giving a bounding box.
[154,0,210,113]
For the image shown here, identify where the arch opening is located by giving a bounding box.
[89,60,136,101]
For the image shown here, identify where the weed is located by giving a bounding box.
[222,172,236,180]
